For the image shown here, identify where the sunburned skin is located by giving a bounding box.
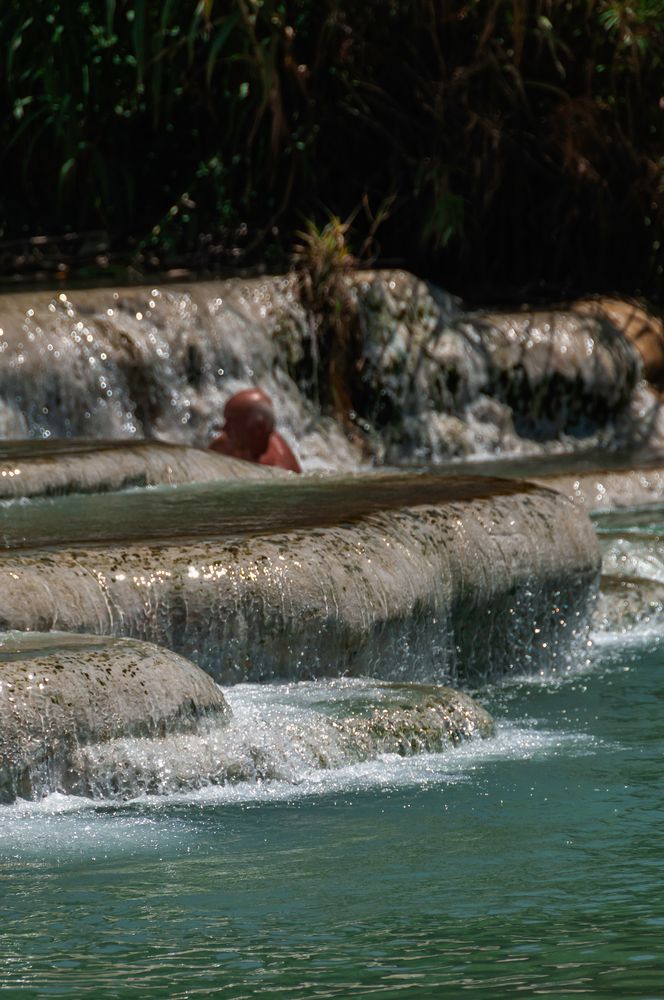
[208,388,301,473]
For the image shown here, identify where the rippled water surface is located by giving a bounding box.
[2,512,664,997]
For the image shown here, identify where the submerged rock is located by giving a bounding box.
[338,683,494,755]
[70,680,494,801]
[0,631,230,803]
[0,484,600,685]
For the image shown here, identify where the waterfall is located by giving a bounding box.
[0,631,229,803]
[3,272,650,807]
[0,481,599,685]
[0,271,657,466]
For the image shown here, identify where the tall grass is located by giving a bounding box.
[1,1,663,299]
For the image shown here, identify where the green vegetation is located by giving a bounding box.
[1,1,663,299]
[291,217,359,416]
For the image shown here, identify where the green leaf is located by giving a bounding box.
[132,0,146,85]
[7,17,34,82]
[105,0,116,35]
[58,157,77,206]
[206,13,239,86]
[160,0,177,32]
[187,1,205,63]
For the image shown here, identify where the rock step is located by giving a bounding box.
[0,631,229,803]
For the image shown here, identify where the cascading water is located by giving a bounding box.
[0,478,599,684]
[2,499,664,998]
[68,679,494,802]
[0,626,493,803]
[591,507,664,639]
[0,448,602,804]
[2,276,664,993]
[0,271,659,468]
[0,631,230,803]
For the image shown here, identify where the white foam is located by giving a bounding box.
[0,722,596,856]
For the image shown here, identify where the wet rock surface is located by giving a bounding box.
[0,439,280,499]
[71,680,494,801]
[0,487,600,685]
[0,275,648,807]
[0,272,658,469]
[0,631,230,803]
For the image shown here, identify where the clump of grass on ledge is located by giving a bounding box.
[291,216,361,422]
[293,217,355,311]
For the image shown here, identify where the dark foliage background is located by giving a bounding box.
[1,0,663,300]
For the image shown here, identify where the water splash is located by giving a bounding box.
[68,679,493,801]
[0,272,655,468]
[588,504,664,639]
[0,487,599,685]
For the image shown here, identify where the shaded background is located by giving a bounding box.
[1,0,663,301]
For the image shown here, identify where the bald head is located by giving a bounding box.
[223,388,275,457]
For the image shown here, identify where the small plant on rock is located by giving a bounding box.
[291,216,362,426]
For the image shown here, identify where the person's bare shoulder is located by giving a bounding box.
[259,431,301,473]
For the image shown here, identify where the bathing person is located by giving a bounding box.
[208,388,301,473]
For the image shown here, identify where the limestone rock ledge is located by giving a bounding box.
[0,439,280,500]
[0,272,658,469]
[0,484,600,686]
[0,631,230,803]
[70,681,495,801]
